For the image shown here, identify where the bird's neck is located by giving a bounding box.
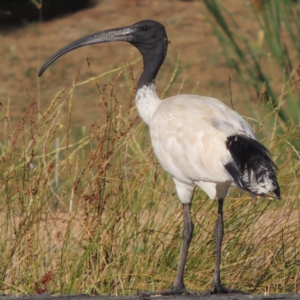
[135,83,161,125]
[135,56,163,125]
[134,39,167,124]
[136,40,167,89]
[137,59,160,90]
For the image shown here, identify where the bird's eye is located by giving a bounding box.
[142,26,148,31]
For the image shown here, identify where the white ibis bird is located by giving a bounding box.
[38,20,280,295]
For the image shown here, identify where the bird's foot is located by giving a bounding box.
[138,285,198,297]
[202,283,246,295]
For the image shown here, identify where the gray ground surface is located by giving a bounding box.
[0,294,299,300]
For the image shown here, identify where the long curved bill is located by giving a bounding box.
[38,25,137,77]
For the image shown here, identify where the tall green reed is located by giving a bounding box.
[203,0,300,131]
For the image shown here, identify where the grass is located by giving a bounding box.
[203,0,300,133]
[1,2,300,296]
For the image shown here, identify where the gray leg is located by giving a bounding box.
[210,198,245,294]
[171,203,194,292]
[211,197,224,293]
[139,202,196,297]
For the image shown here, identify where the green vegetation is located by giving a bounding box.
[0,0,300,296]
[203,0,300,132]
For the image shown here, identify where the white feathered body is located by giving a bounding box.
[135,84,275,204]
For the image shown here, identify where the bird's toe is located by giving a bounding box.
[209,284,246,295]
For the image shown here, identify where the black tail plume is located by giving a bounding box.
[224,135,280,199]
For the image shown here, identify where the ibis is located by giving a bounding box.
[38,20,280,294]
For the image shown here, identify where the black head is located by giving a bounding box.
[128,20,168,56]
[38,20,168,79]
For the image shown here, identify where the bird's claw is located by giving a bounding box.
[201,284,246,295]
